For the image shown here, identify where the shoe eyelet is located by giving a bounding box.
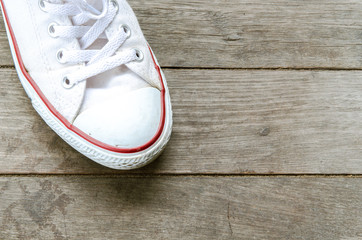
[48,22,59,38]
[134,49,144,62]
[62,76,74,89]
[119,24,131,38]
[56,49,67,64]
[110,0,119,12]
[38,0,47,12]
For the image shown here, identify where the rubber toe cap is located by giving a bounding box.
[73,87,162,149]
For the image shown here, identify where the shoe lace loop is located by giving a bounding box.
[41,0,139,88]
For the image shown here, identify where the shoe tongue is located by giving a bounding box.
[84,0,103,11]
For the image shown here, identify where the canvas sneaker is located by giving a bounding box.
[0,0,173,170]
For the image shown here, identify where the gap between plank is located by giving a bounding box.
[0,173,361,178]
[0,65,362,71]
[163,67,362,71]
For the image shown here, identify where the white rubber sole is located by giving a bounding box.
[2,6,173,170]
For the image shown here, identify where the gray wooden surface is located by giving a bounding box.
[1,0,362,68]
[0,0,361,239]
[1,176,362,240]
[3,69,362,174]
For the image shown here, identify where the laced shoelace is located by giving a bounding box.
[39,0,143,89]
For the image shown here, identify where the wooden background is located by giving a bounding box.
[1,0,362,239]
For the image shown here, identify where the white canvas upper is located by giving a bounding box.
[74,87,161,148]
[1,0,172,168]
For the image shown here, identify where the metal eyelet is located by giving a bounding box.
[62,76,74,89]
[110,0,119,12]
[56,49,67,64]
[119,24,131,38]
[48,22,59,38]
[38,0,47,12]
[134,49,144,62]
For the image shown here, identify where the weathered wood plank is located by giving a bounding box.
[1,69,362,174]
[0,0,362,68]
[0,176,361,239]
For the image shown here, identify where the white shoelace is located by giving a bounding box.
[40,0,141,88]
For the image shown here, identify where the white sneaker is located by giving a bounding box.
[1,0,173,170]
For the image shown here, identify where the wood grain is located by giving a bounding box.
[0,0,361,68]
[0,1,361,239]
[0,176,361,239]
[1,68,362,174]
